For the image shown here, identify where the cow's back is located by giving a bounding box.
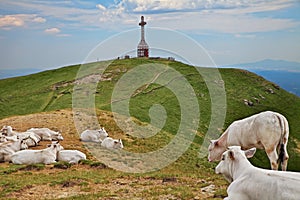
[230,168,300,200]
[227,111,284,149]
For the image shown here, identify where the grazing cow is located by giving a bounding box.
[11,142,64,165]
[80,127,108,142]
[57,150,86,164]
[208,111,289,170]
[215,146,300,200]
[101,137,123,149]
[27,128,64,141]
[0,137,28,162]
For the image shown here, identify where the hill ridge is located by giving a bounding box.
[0,58,299,171]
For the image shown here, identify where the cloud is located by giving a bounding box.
[104,0,293,14]
[94,0,298,34]
[0,14,46,29]
[0,0,298,34]
[33,17,46,23]
[96,4,106,11]
[44,27,61,34]
[234,34,256,39]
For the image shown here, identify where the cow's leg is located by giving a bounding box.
[266,148,278,170]
[281,140,289,171]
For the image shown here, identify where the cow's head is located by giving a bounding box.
[20,138,29,150]
[53,132,64,141]
[47,141,64,151]
[208,140,227,162]
[98,127,109,140]
[113,139,123,149]
[215,146,256,183]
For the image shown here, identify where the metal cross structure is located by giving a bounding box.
[137,16,149,57]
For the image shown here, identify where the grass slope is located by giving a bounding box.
[0,58,299,199]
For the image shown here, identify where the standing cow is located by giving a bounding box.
[208,111,289,170]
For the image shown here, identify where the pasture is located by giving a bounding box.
[0,58,299,199]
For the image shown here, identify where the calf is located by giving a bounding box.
[101,137,123,149]
[11,142,64,165]
[208,111,289,170]
[57,150,86,164]
[215,146,300,200]
[27,128,64,141]
[80,127,108,142]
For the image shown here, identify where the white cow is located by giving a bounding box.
[11,142,64,165]
[0,135,8,143]
[215,146,300,200]
[80,127,108,142]
[101,137,123,149]
[1,135,18,142]
[0,126,41,146]
[208,111,289,170]
[1,125,17,136]
[17,132,41,147]
[27,128,64,141]
[57,150,86,164]
[0,137,28,162]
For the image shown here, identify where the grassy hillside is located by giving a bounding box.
[0,58,299,199]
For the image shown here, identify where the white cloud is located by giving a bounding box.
[33,16,46,23]
[0,14,46,29]
[44,27,61,34]
[0,0,298,34]
[96,4,106,11]
[234,34,256,39]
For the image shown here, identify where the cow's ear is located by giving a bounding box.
[244,148,256,158]
[229,151,235,160]
[214,140,218,146]
[210,140,218,146]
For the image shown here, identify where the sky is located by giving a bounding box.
[0,0,300,70]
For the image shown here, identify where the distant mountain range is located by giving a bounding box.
[221,59,300,72]
[0,68,42,79]
[220,59,300,97]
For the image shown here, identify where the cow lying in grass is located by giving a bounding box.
[57,150,86,164]
[80,127,108,142]
[101,137,123,149]
[0,137,28,162]
[27,127,64,141]
[215,146,300,200]
[208,111,289,170]
[11,141,64,165]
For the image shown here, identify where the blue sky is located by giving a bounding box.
[0,0,300,70]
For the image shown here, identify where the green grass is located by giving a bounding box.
[0,58,299,199]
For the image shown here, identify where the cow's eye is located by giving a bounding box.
[221,155,225,161]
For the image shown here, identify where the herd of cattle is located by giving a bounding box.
[208,111,300,199]
[0,125,123,165]
[1,110,300,199]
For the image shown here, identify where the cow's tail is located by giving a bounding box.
[277,114,289,167]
